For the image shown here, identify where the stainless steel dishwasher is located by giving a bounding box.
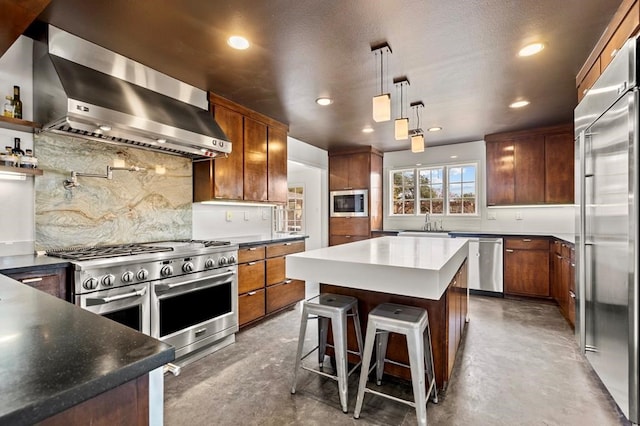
[468,237,503,295]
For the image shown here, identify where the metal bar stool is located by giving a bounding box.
[353,302,438,426]
[291,293,364,413]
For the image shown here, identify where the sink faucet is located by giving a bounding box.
[423,212,432,231]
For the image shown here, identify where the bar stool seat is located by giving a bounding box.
[354,302,437,426]
[291,293,364,413]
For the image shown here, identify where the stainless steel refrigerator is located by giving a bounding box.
[575,36,639,423]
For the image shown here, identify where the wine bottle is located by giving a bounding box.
[12,138,25,156]
[13,86,22,119]
[3,96,13,118]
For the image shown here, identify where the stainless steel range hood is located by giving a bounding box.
[33,25,231,159]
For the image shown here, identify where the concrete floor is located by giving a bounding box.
[164,295,628,425]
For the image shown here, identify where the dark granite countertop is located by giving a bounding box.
[229,234,308,248]
[0,274,174,425]
[448,231,575,244]
[0,254,72,274]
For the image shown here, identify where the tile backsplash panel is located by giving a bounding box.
[34,134,191,250]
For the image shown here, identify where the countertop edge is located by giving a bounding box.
[6,348,174,426]
[233,235,308,247]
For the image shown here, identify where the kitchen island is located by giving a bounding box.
[286,236,469,388]
[0,274,174,425]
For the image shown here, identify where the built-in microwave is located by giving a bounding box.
[330,189,368,217]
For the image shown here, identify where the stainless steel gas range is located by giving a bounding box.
[47,240,239,366]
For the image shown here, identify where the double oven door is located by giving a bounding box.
[77,283,150,334]
[151,267,238,359]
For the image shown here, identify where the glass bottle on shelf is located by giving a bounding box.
[12,138,25,156]
[12,86,22,119]
[3,96,13,118]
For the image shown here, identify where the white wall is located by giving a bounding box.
[287,136,328,249]
[192,203,273,240]
[383,140,575,234]
[0,36,35,256]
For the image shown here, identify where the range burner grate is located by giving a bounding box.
[46,244,174,261]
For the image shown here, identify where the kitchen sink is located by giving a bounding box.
[397,230,451,238]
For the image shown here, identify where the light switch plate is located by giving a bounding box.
[488,211,497,220]
[244,211,249,221]
[226,211,233,222]
[515,211,523,220]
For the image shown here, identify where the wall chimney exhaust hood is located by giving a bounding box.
[33,25,231,159]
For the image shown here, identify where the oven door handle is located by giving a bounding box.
[155,270,236,292]
[85,287,147,306]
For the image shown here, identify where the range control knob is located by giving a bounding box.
[137,269,149,281]
[122,271,134,283]
[83,277,98,290]
[204,258,215,269]
[101,274,115,287]
[228,255,236,265]
[161,265,174,277]
[218,256,228,266]
[182,262,194,273]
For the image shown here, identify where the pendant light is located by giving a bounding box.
[394,77,409,140]
[371,42,392,122]
[410,101,425,153]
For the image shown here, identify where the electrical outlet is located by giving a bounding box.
[225,211,233,222]
[488,211,497,220]
[244,211,249,221]
[515,211,523,220]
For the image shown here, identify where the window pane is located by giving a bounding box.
[420,200,430,214]
[432,199,444,214]
[463,199,476,213]
[449,184,462,198]
[462,183,475,197]
[403,170,415,185]
[449,167,462,184]
[449,198,462,214]
[432,169,443,184]
[393,201,403,214]
[462,166,476,182]
[432,184,444,198]
[403,201,415,214]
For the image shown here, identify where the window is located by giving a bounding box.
[286,186,304,232]
[390,163,477,216]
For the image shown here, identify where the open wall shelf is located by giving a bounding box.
[0,116,42,133]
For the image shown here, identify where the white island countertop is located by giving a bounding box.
[286,236,469,300]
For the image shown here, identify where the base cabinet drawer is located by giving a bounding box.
[329,235,369,246]
[266,279,305,314]
[266,257,286,286]
[238,260,265,293]
[4,267,69,301]
[238,246,266,263]
[239,289,266,326]
[266,241,305,258]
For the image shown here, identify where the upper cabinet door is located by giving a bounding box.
[486,140,515,205]
[329,152,371,190]
[244,117,268,201]
[267,126,288,204]
[514,136,545,204]
[545,133,574,204]
[213,105,244,200]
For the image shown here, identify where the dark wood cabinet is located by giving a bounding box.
[194,92,288,203]
[328,147,383,245]
[4,266,69,301]
[545,133,575,204]
[485,124,574,206]
[193,105,244,201]
[504,237,550,297]
[243,117,268,201]
[267,126,288,204]
[237,240,305,328]
[447,261,467,376]
[550,239,575,327]
[576,0,640,100]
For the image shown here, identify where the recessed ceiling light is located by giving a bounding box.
[518,42,545,57]
[362,127,374,133]
[509,100,530,108]
[427,127,442,132]
[227,36,250,50]
[450,155,458,159]
[316,97,333,106]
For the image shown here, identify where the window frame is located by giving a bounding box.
[286,185,304,233]
[388,162,479,217]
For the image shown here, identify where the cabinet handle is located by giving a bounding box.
[505,249,514,253]
[582,88,588,95]
[248,261,257,266]
[345,235,351,238]
[611,48,619,58]
[284,242,292,246]
[247,291,257,296]
[248,247,257,251]
[284,279,292,284]
[569,290,576,299]
[522,239,532,242]
[21,277,43,283]
[556,254,562,259]
[571,263,575,267]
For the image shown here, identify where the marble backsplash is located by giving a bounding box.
[34,133,192,250]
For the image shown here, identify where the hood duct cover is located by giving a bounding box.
[33,26,231,159]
